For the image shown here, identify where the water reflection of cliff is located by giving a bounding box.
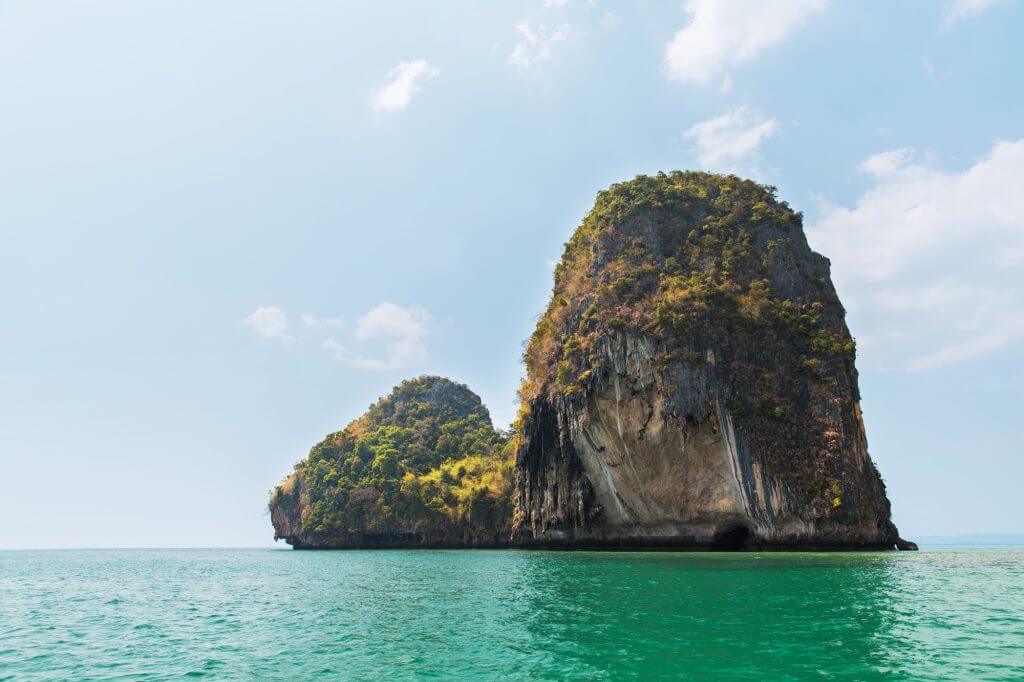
[511,552,905,678]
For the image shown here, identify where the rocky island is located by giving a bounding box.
[270,376,514,548]
[270,172,913,550]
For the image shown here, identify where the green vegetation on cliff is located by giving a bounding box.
[521,171,855,409]
[271,376,514,543]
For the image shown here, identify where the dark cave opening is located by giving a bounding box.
[711,525,752,551]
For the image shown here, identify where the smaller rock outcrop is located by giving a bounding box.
[269,376,514,548]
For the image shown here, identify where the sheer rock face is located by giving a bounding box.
[270,476,303,542]
[514,332,898,548]
[513,173,901,549]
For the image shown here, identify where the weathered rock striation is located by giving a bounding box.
[513,172,908,550]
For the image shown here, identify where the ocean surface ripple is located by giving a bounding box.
[1,548,1021,679]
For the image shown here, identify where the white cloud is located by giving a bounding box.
[601,10,622,31]
[323,302,429,372]
[245,306,290,342]
[301,314,343,329]
[808,139,1024,370]
[369,60,440,113]
[684,106,777,174]
[508,22,569,70]
[664,0,825,86]
[544,0,569,7]
[944,0,1005,25]
[858,147,914,176]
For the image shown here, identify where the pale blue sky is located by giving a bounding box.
[1,1,1021,548]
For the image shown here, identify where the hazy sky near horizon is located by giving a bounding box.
[2,0,1022,549]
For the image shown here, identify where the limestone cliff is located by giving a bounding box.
[270,376,513,548]
[513,172,907,549]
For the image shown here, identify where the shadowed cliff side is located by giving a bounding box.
[269,376,514,548]
[513,171,909,550]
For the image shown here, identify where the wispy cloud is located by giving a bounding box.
[944,0,1005,26]
[685,106,777,175]
[857,147,914,175]
[323,302,429,372]
[508,22,569,70]
[301,314,344,329]
[664,0,825,87]
[808,139,1024,370]
[245,306,290,342]
[601,11,622,31]
[369,60,440,113]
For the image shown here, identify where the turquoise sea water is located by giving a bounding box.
[1,548,1021,679]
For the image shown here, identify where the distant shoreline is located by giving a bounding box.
[913,534,1024,546]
